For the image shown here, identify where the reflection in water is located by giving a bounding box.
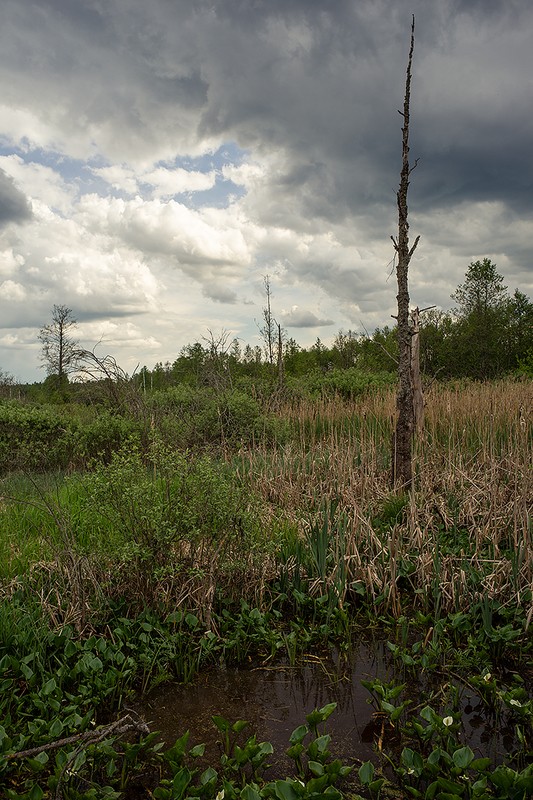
[133,638,516,773]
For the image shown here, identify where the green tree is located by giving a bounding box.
[171,342,207,386]
[331,329,360,369]
[0,367,17,399]
[419,309,456,378]
[358,326,398,373]
[451,259,510,379]
[505,289,533,371]
[452,258,508,317]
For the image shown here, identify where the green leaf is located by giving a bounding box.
[200,766,218,785]
[270,779,300,800]
[358,761,374,785]
[71,749,87,773]
[212,716,231,733]
[427,748,443,766]
[241,786,262,800]
[317,702,337,720]
[232,720,248,734]
[288,725,308,745]
[308,761,324,777]
[470,758,491,772]
[26,756,48,773]
[49,719,63,738]
[305,775,329,794]
[172,767,192,800]
[437,776,465,795]
[20,662,34,680]
[489,766,515,791]
[42,678,57,696]
[452,746,475,770]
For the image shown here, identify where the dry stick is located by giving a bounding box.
[6,717,150,800]
[7,713,149,761]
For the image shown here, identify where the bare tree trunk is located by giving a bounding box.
[277,322,284,388]
[410,306,424,432]
[263,275,275,365]
[391,16,420,490]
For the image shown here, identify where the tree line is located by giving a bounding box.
[137,259,533,392]
[1,258,531,403]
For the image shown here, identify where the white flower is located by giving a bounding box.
[407,768,415,775]
[483,673,492,682]
[216,791,225,800]
[509,699,522,707]
[443,716,454,727]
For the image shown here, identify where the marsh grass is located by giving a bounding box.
[241,379,532,617]
[0,380,531,625]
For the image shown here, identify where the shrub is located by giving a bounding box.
[148,386,284,448]
[75,437,264,571]
[0,402,78,473]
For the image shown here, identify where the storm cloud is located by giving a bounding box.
[0,169,31,228]
[0,0,531,380]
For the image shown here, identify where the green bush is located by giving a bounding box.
[75,437,264,569]
[0,402,143,473]
[77,410,140,464]
[287,368,396,400]
[0,402,78,473]
[148,386,285,447]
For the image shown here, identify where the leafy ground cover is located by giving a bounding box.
[0,379,531,798]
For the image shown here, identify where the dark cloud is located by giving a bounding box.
[0,0,531,380]
[0,170,32,227]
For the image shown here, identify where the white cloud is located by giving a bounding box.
[0,279,26,301]
[0,155,74,214]
[281,305,334,328]
[141,166,217,197]
[0,0,531,382]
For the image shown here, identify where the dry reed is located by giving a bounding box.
[242,380,532,616]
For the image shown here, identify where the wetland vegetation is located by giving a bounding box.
[1,370,531,799]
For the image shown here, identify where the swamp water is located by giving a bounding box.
[133,638,517,775]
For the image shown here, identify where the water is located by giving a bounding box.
[132,637,517,774]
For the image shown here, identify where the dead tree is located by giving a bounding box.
[260,275,276,365]
[390,16,420,490]
[410,306,424,433]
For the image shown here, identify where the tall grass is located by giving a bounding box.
[240,380,532,616]
[1,380,531,622]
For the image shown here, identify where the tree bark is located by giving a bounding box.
[410,306,424,432]
[391,16,420,490]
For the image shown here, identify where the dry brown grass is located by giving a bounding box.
[241,379,532,616]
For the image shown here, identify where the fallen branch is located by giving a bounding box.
[7,713,150,761]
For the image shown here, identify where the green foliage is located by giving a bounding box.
[286,368,396,401]
[75,437,264,573]
[149,386,288,448]
[0,401,140,474]
[153,704,350,800]
[0,402,78,473]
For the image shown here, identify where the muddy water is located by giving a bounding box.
[133,638,516,774]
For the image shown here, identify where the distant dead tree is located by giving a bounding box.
[75,345,143,414]
[38,304,80,382]
[390,16,421,490]
[202,328,234,389]
[260,275,276,366]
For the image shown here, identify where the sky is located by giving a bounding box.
[0,0,532,383]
